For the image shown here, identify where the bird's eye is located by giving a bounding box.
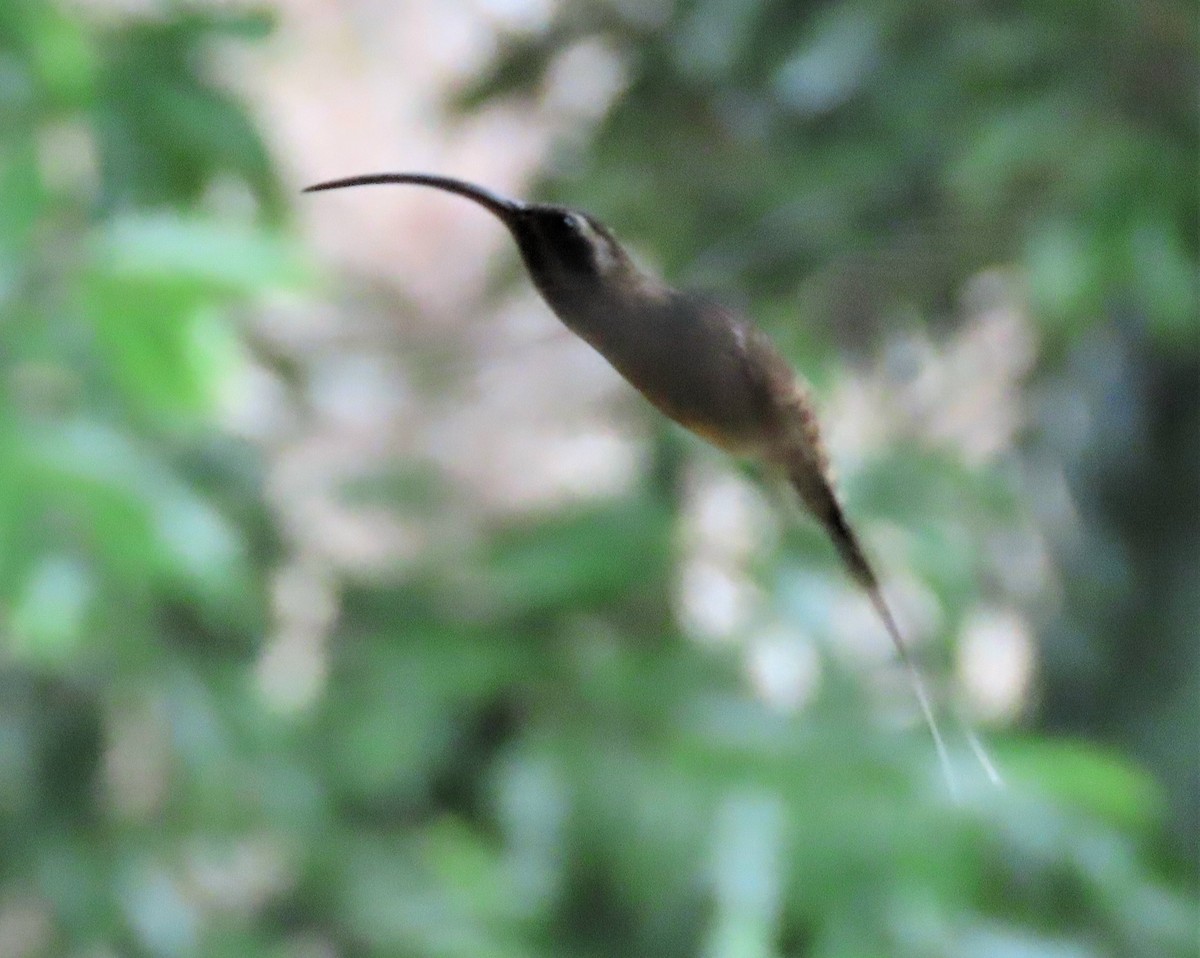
[560,212,584,233]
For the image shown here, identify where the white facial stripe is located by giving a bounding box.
[577,217,617,273]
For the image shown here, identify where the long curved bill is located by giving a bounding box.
[302,172,526,228]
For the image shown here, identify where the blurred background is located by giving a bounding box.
[1,0,1196,956]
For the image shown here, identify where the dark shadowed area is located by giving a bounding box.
[0,1,1195,956]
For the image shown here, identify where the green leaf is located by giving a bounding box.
[482,499,673,614]
[94,213,306,293]
[7,554,93,665]
[998,739,1163,837]
[1025,218,1105,337]
[1126,217,1199,345]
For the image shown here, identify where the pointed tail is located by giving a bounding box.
[826,500,960,797]
[789,463,961,794]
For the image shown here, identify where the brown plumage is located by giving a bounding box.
[304,172,994,792]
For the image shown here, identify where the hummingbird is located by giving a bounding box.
[304,172,997,792]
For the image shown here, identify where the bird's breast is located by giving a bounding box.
[567,296,772,455]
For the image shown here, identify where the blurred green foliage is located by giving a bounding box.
[0,2,1196,958]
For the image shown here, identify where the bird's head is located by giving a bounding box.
[303,173,641,320]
